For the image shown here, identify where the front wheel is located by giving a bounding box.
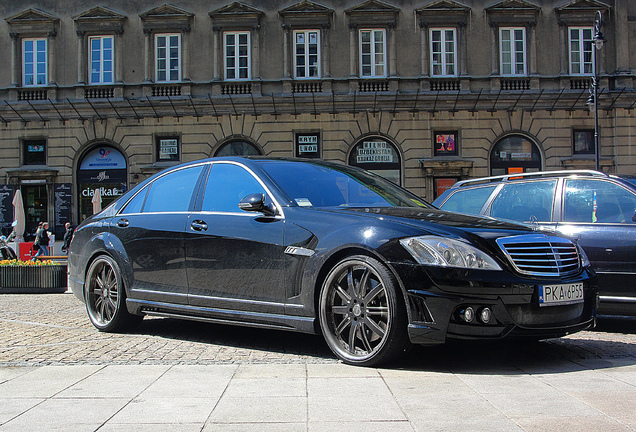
[84,255,141,332]
[319,255,410,367]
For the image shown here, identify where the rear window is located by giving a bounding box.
[438,185,497,215]
[490,180,555,222]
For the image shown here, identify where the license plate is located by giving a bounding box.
[539,283,584,307]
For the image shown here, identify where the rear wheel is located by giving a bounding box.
[319,255,410,367]
[84,255,142,332]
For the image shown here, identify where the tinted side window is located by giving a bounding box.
[121,188,148,214]
[143,166,204,213]
[490,180,556,222]
[438,185,497,215]
[564,179,636,224]
[202,163,266,212]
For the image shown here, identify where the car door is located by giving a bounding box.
[109,164,206,305]
[556,178,636,302]
[185,162,286,314]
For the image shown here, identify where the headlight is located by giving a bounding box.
[576,242,591,268]
[400,236,502,271]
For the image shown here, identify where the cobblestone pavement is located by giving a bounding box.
[1,292,635,368]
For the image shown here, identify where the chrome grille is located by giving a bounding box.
[496,234,581,277]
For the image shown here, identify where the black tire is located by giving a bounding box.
[84,255,142,332]
[319,255,410,367]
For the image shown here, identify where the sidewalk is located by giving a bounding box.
[2,359,636,432]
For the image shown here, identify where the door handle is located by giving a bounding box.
[191,220,208,231]
[117,219,129,228]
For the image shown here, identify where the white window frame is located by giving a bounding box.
[88,35,114,85]
[359,29,386,78]
[499,27,527,76]
[430,28,457,77]
[224,31,251,81]
[22,38,47,87]
[155,33,181,83]
[569,27,593,76]
[294,30,321,79]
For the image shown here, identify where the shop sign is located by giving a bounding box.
[81,186,124,198]
[357,141,394,163]
[295,133,320,158]
[511,153,532,160]
[159,139,179,160]
[79,147,126,170]
[54,183,72,239]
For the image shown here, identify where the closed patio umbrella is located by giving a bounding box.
[92,188,102,215]
[12,189,25,242]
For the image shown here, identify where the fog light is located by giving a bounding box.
[461,307,475,323]
[479,307,492,324]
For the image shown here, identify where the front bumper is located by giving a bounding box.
[391,263,598,346]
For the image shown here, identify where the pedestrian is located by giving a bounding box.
[32,221,51,260]
[61,222,74,254]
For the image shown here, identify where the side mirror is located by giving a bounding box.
[239,193,276,216]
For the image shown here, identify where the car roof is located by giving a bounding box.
[447,170,617,190]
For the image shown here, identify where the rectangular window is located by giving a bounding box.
[360,29,386,78]
[569,27,593,75]
[23,139,46,165]
[155,34,181,82]
[434,132,458,156]
[430,28,456,77]
[156,137,180,162]
[225,32,250,81]
[89,36,114,84]
[573,129,595,154]
[23,38,47,86]
[500,27,526,76]
[294,30,320,79]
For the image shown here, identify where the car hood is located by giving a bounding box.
[332,206,539,237]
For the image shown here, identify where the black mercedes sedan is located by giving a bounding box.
[69,157,598,366]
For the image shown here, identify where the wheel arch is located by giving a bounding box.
[312,245,413,333]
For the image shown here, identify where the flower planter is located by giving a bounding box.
[0,264,67,294]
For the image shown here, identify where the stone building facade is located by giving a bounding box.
[0,0,634,238]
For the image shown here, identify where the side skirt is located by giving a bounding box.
[126,298,318,334]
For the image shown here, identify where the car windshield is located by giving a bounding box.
[259,160,431,208]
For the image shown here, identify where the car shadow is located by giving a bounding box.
[130,316,636,373]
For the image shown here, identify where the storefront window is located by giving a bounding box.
[348,138,401,185]
[490,135,541,176]
[434,132,458,156]
[77,146,127,220]
[157,137,180,161]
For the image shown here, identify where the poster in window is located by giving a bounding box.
[434,132,458,156]
[158,138,179,161]
[295,133,321,158]
[435,178,456,199]
[573,130,594,154]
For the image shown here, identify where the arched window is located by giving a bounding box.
[214,140,262,157]
[348,137,402,185]
[490,135,542,176]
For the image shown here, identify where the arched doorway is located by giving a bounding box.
[77,146,127,221]
[490,135,542,176]
[348,137,402,185]
[214,139,262,157]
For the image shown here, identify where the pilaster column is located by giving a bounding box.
[252,25,261,80]
[419,22,428,76]
[182,27,191,81]
[115,30,124,83]
[77,31,86,84]
[349,23,357,77]
[143,29,152,83]
[388,23,397,77]
[529,23,537,75]
[557,21,567,75]
[282,24,291,79]
[10,33,19,87]
[490,23,498,75]
[322,24,331,78]
[213,26,221,81]
[459,23,468,76]
[47,31,57,85]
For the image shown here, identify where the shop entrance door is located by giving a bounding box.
[22,185,47,241]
